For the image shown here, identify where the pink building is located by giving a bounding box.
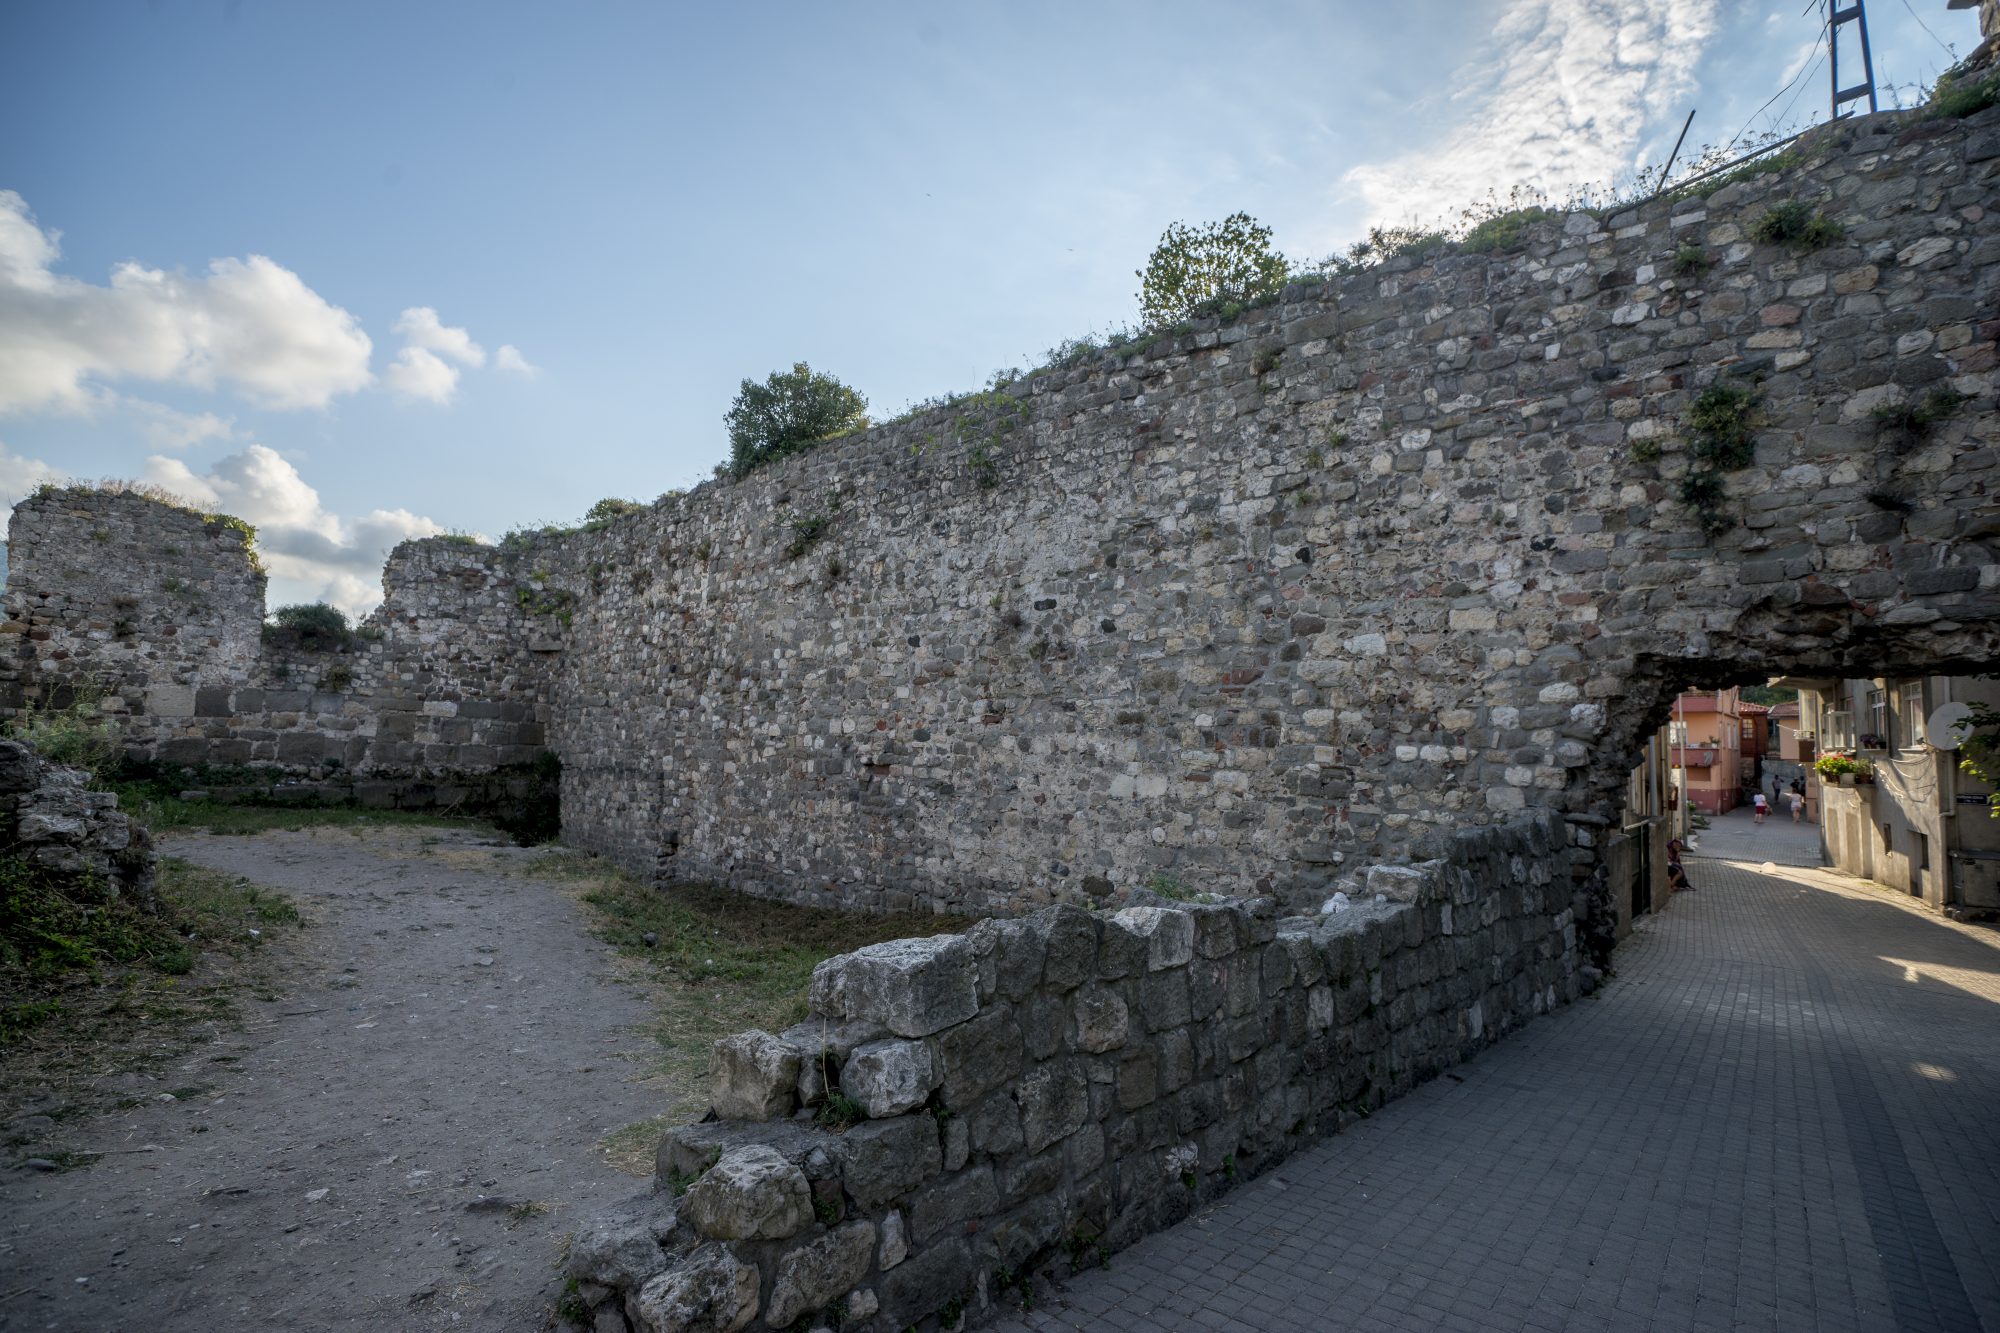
[1669,688,1744,815]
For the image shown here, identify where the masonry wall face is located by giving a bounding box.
[7,107,2000,913]
[3,498,560,784]
[561,813,1579,1332]
[546,108,2000,912]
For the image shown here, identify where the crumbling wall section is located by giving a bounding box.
[562,811,1576,1331]
[1,493,560,785]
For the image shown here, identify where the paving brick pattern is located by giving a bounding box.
[998,854,2000,1333]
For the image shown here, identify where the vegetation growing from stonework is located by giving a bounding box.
[725,362,869,477]
[37,480,265,575]
[1137,212,1290,328]
[1927,56,2000,120]
[1678,382,1760,536]
[3,685,121,781]
[1749,200,1843,251]
[1871,388,1971,449]
[263,601,353,650]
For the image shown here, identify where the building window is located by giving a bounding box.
[1865,688,1887,747]
[1668,721,1688,746]
[1824,709,1853,749]
[1897,680,1926,748]
[1915,831,1929,872]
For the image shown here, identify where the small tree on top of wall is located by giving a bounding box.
[724,363,869,478]
[1137,212,1289,328]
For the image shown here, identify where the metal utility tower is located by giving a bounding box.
[1829,0,1879,118]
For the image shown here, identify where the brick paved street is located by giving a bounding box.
[1000,851,2000,1332]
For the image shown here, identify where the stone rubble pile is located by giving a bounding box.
[0,737,157,911]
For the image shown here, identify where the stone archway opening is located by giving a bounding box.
[1580,636,2000,956]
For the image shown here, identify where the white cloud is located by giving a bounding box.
[142,443,444,617]
[0,191,375,414]
[0,441,62,511]
[494,344,539,378]
[127,399,236,450]
[384,345,462,405]
[394,306,486,368]
[1340,0,1720,229]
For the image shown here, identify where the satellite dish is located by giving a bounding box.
[1927,701,1974,751]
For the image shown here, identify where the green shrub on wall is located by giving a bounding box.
[1137,212,1288,328]
[725,363,869,478]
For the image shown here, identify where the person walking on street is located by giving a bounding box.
[1788,788,1804,823]
[1753,792,1768,826]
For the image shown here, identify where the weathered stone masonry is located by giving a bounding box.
[8,107,2000,916]
[3,490,559,795]
[561,812,1577,1331]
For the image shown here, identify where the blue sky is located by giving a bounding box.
[0,1,1981,611]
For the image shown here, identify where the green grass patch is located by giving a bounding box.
[1460,206,1558,254]
[1928,63,2000,119]
[2,857,308,1156]
[1750,200,1842,251]
[109,784,491,838]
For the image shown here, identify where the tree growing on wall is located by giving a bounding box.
[725,363,869,477]
[1137,212,1288,328]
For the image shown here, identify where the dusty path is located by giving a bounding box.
[1,825,665,1332]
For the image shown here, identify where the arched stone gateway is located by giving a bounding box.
[6,106,1998,936]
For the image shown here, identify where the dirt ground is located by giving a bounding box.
[0,825,669,1331]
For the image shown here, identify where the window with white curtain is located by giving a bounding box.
[1897,680,1926,748]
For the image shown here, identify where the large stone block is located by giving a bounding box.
[1073,984,1130,1053]
[631,1244,760,1333]
[1111,906,1197,970]
[834,1114,942,1208]
[681,1145,812,1241]
[708,1029,800,1121]
[909,1163,999,1244]
[840,1038,940,1118]
[809,935,977,1037]
[936,1007,1024,1107]
[765,1221,875,1328]
[1016,1057,1090,1154]
[564,1192,683,1291]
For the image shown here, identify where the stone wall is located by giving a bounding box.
[3,492,559,791]
[563,810,1577,1332]
[538,105,2000,915]
[8,105,2000,914]
[0,737,157,913]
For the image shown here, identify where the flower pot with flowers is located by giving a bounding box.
[1815,753,1872,787]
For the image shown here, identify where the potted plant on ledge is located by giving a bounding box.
[1815,752,1872,787]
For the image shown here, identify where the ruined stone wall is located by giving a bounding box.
[8,106,2000,910]
[562,811,1576,1332]
[2,493,561,785]
[538,106,2000,914]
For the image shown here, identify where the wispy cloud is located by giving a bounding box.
[1340,0,1720,230]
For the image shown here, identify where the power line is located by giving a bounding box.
[1728,14,1831,152]
[1772,49,1828,132]
[1897,0,1957,59]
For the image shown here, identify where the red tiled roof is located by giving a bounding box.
[1770,702,1800,718]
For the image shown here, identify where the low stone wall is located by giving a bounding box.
[566,811,1578,1331]
[0,738,157,912]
